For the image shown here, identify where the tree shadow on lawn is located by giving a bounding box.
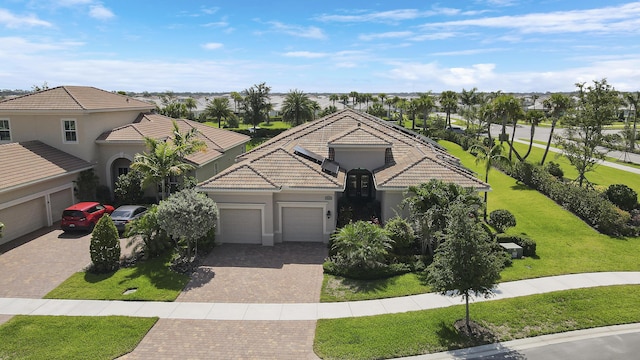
[337,275,401,294]
[434,320,527,358]
[116,255,189,292]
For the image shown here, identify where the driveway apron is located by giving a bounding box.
[123,243,327,359]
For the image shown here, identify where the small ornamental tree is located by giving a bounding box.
[89,215,121,273]
[488,209,517,233]
[427,203,503,332]
[156,189,218,261]
[114,170,145,206]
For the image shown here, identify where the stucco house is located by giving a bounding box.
[199,109,489,246]
[0,86,249,245]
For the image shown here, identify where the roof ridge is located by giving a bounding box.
[61,86,87,110]
[252,147,341,186]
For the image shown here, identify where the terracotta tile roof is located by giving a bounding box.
[97,113,250,166]
[199,165,279,191]
[0,141,93,191]
[328,127,392,147]
[200,109,488,192]
[0,86,155,112]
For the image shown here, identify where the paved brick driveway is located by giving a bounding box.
[123,243,328,359]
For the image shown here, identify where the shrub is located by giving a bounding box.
[605,184,638,211]
[496,233,537,257]
[75,169,99,201]
[114,171,145,206]
[126,205,172,259]
[488,209,517,233]
[384,216,415,255]
[330,221,393,276]
[96,185,112,205]
[322,260,410,280]
[89,215,121,273]
[545,161,564,179]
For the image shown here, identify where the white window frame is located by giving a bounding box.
[0,119,11,142]
[61,119,78,144]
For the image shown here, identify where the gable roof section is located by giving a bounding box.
[0,141,93,192]
[328,126,392,147]
[200,148,344,192]
[97,113,250,166]
[200,109,487,192]
[0,86,154,113]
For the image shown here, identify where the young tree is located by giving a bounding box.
[89,215,121,273]
[113,170,145,206]
[281,89,314,126]
[156,189,218,261]
[624,91,639,152]
[556,79,620,187]
[427,203,503,332]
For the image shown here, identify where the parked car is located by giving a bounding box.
[446,126,465,134]
[110,205,148,233]
[61,202,115,232]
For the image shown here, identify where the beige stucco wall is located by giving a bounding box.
[379,190,410,223]
[333,147,386,171]
[3,110,143,165]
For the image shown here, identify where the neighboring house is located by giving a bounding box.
[199,109,489,246]
[0,86,249,245]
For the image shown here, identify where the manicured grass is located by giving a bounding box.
[314,285,640,359]
[525,139,640,170]
[442,140,640,282]
[321,273,430,302]
[0,315,156,360]
[509,141,640,193]
[44,254,189,301]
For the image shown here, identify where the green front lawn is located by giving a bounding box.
[315,285,640,360]
[44,254,189,301]
[0,316,156,360]
[321,273,429,302]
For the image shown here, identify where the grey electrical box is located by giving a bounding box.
[500,242,523,259]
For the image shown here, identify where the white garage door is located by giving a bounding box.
[49,188,73,223]
[219,209,262,244]
[282,207,323,242]
[0,197,47,245]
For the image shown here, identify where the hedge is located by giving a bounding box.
[496,233,537,257]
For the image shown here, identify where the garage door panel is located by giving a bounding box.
[49,188,73,223]
[0,198,47,244]
[282,207,323,242]
[220,209,262,244]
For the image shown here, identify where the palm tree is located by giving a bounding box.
[522,109,545,160]
[170,120,206,158]
[230,91,243,113]
[469,142,511,220]
[281,89,314,126]
[349,91,359,109]
[329,94,339,107]
[460,87,478,128]
[624,92,639,152]
[242,82,271,130]
[439,90,458,129]
[378,93,387,116]
[492,94,523,160]
[340,94,349,109]
[131,138,195,201]
[205,97,232,128]
[183,97,197,120]
[541,93,571,165]
[417,92,434,129]
[385,97,395,119]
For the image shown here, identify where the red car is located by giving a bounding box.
[61,202,115,232]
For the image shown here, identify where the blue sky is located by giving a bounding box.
[2,0,640,93]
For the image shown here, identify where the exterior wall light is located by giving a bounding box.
[326,210,331,219]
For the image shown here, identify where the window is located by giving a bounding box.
[0,119,10,141]
[62,119,78,143]
[118,167,129,177]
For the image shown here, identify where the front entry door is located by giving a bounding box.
[347,170,372,199]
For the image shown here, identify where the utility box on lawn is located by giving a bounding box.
[500,242,523,259]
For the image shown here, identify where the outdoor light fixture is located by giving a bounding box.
[326,210,331,219]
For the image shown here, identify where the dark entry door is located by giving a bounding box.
[347,170,372,199]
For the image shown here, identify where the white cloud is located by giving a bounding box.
[358,31,413,41]
[283,51,328,58]
[202,42,223,50]
[421,2,640,35]
[267,21,326,39]
[89,4,114,20]
[431,48,506,56]
[0,37,83,54]
[0,8,52,28]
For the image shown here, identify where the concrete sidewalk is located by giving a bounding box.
[2,272,639,320]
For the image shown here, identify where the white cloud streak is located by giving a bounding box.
[202,42,223,50]
[89,4,114,20]
[0,8,52,28]
[267,21,326,39]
